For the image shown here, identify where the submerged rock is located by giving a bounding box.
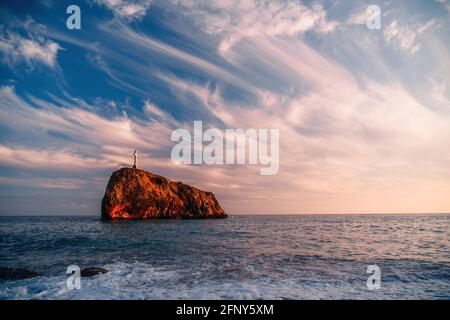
[0,267,38,280]
[101,168,227,220]
[80,267,108,277]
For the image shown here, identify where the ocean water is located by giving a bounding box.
[0,215,448,300]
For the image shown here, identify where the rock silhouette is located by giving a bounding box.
[101,168,227,220]
[81,267,108,277]
[0,267,38,280]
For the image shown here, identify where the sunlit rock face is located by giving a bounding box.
[101,168,227,220]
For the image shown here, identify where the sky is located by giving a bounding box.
[0,0,449,215]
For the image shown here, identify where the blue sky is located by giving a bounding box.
[0,0,449,215]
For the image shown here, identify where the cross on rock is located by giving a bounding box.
[133,150,137,169]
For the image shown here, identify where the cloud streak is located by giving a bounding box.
[0,28,61,69]
[0,176,85,190]
[171,0,337,57]
[93,0,152,21]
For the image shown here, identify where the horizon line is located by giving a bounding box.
[1,212,449,217]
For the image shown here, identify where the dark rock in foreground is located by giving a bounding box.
[81,267,108,277]
[0,267,38,280]
[101,168,227,220]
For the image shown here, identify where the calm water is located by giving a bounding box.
[0,215,449,299]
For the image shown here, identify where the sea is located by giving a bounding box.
[0,214,448,300]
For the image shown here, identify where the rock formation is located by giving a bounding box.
[101,168,227,220]
[81,267,108,277]
[0,267,38,280]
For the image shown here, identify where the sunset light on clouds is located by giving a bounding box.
[0,0,449,215]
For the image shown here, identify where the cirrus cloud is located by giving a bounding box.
[93,0,152,21]
[0,30,61,69]
[170,0,338,57]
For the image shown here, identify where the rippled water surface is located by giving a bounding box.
[0,215,449,299]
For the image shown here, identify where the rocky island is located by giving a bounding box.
[101,168,227,220]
